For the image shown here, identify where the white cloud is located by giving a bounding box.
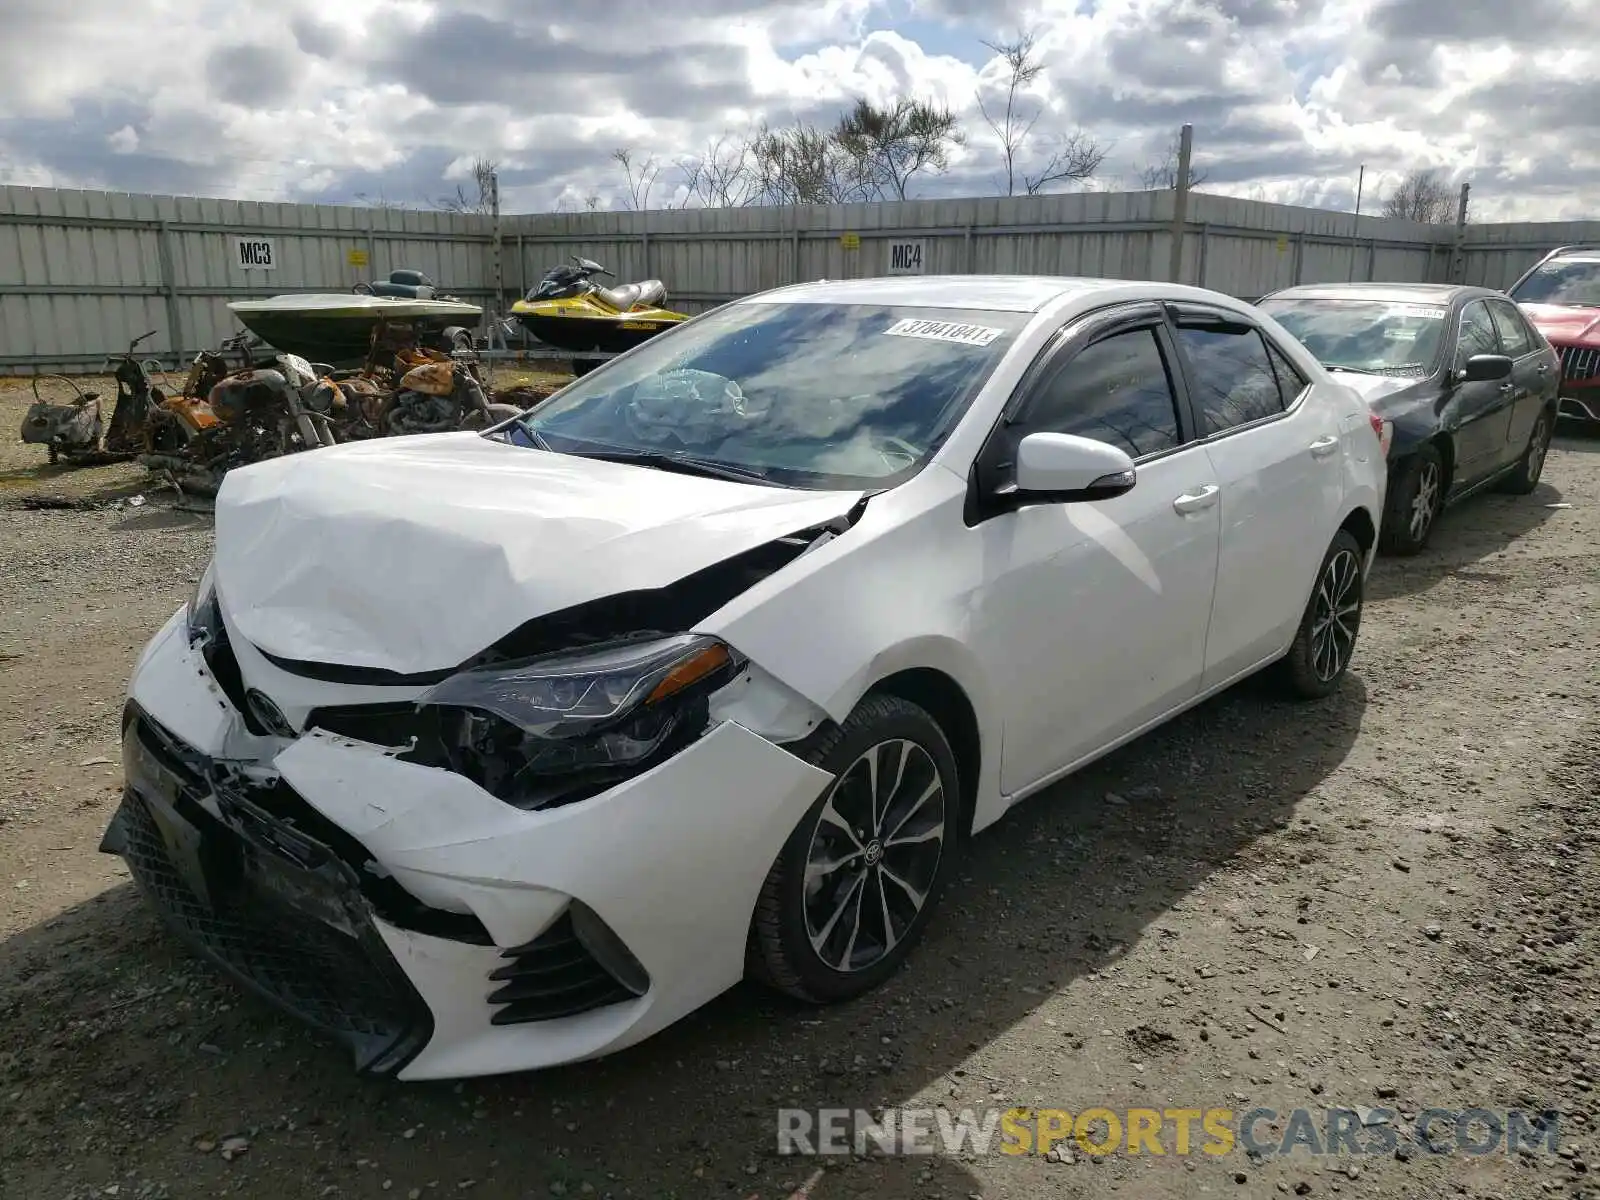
[0,0,1592,221]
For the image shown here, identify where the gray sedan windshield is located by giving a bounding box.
[515,301,1026,490]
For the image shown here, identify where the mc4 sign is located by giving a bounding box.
[233,235,278,270]
[886,239,926,275]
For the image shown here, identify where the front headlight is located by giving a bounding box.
[416,634,747,809]
[420,633,742,737]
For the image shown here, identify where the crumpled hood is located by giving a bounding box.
[212,433,862,675]
[1519,303,1600,347]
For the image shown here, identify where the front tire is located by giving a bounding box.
[1277,529,1364,700]
[1496,410,1553,495]
[747,694,962,1004]
[1379,443,1444,556]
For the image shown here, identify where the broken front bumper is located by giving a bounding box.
[104,605,832,1080]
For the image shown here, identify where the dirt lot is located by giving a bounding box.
[2,392,1598,1200]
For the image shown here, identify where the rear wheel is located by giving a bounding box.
[1496,410,1553,495]
[1379,444,1443,556]
[747,694,961,1004]
[1276,529,1364,700]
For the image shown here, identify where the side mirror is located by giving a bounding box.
[1012,432,1137,503]
[1458,353,1513,383]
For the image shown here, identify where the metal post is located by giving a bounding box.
[1348,165,1364,282]
[489,169,502,313]
[1197,223,1211,287]
[1451,182,1471,283]
[1367,238,1377,282]
[641,212,651,282]
[964,224,975,273]
[1292,232,1305,285]
[517,233,526,297]
[156,221,183,366]
[365,217,376,281]
[790,204,800,284]
[1168,123,1194,283]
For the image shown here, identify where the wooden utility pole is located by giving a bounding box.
[1169,124,1194,284]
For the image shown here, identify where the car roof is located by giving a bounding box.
[1260,282,1502,306]
[742,275,1159,314]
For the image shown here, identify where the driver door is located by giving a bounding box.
[964,307,1222,795]
[1446,299,1515,490]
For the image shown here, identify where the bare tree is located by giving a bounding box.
[976,31,1044,196]
[676,131,761,208]
[834,97,965,201]
[1380,168,1458,223]
[748,121,870,205]
[434,157,500,214]
[1023,129,1108,195]
[1138,134,1208,190]
[612,148,661,210]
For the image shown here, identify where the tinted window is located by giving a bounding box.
[1456,301,1499,369]
[1026,327,1180,458]
[1177,323,1286,435]
[518,302,1026,490]
[1257,297,1445,377]
[1265,341,1308,406]
[1487,298,1534,356]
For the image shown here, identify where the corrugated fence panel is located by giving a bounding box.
[4,181,1599,372]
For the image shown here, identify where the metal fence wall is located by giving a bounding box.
[4,181,1599,374]
[0,184,491,373]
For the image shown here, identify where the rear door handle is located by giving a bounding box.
[1172,484,1220,515]
[1308,435,1340,458]
[1536,363,1550,374]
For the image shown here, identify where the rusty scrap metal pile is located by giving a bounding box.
[18,322,546,496]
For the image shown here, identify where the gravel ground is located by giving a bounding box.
[1,411,1597,1200]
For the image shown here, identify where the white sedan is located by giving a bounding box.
[102,275,1386,1080]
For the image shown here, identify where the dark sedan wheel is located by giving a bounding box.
[1379,444,1444,556]
[1277,529,1364,700]
[1496,411,1554,495]
[747,693,962,1004]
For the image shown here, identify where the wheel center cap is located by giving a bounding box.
[863,840,884,866]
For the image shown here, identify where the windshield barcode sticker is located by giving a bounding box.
[1386,305,1446,319]
[884,318,1003,346]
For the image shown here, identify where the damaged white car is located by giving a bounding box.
[102,275,1386,1080]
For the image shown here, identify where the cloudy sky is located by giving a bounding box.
[1,0,1594,221]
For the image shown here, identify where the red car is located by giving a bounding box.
[1507,245,1600,426]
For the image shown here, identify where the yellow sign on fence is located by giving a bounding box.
[840,232,861,251]
[347,248,370,267]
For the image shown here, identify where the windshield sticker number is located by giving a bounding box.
[884,318,1003,347]
[1384,327,1420,340]
[1385,305,1446,320]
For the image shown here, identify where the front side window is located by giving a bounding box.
[1025,327,1181,459]
[1486,297,1535,357]
[1258,297,1447,377]
[1456,300,1500,370]
[513,302,1027,490]
[1176,322,1286,435]
[1509,257,1600,308]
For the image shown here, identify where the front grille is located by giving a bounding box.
[1558,345,1600,385]
[116,787,433,1075]
[487,911,639,1025]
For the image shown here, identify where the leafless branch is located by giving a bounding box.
[1380,168,1459,224]
[612,148,661,210]
[433,157,499,214]
[1138,134,1207,190]
[1023,129,1109,195]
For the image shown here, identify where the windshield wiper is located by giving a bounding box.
[1326,365,1377,375]
[577,448,780,486]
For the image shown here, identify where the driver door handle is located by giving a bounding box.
[1172,484,1220,515]
[1308,435,1340,458]
[1536,363,1550,374]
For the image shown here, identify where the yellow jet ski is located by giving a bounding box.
[509,256,688,354]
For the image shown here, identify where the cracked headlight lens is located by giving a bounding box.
[418,633,744,738]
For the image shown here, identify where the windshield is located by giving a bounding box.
[512,301,1026,490]
[1509,258,1600,308]
[1258,298,1446,376]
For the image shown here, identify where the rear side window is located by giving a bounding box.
[1265,341,1308,406]
[1176,323,1286,435]
[1486,297,1535,357]
[1025,327,1182,459]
